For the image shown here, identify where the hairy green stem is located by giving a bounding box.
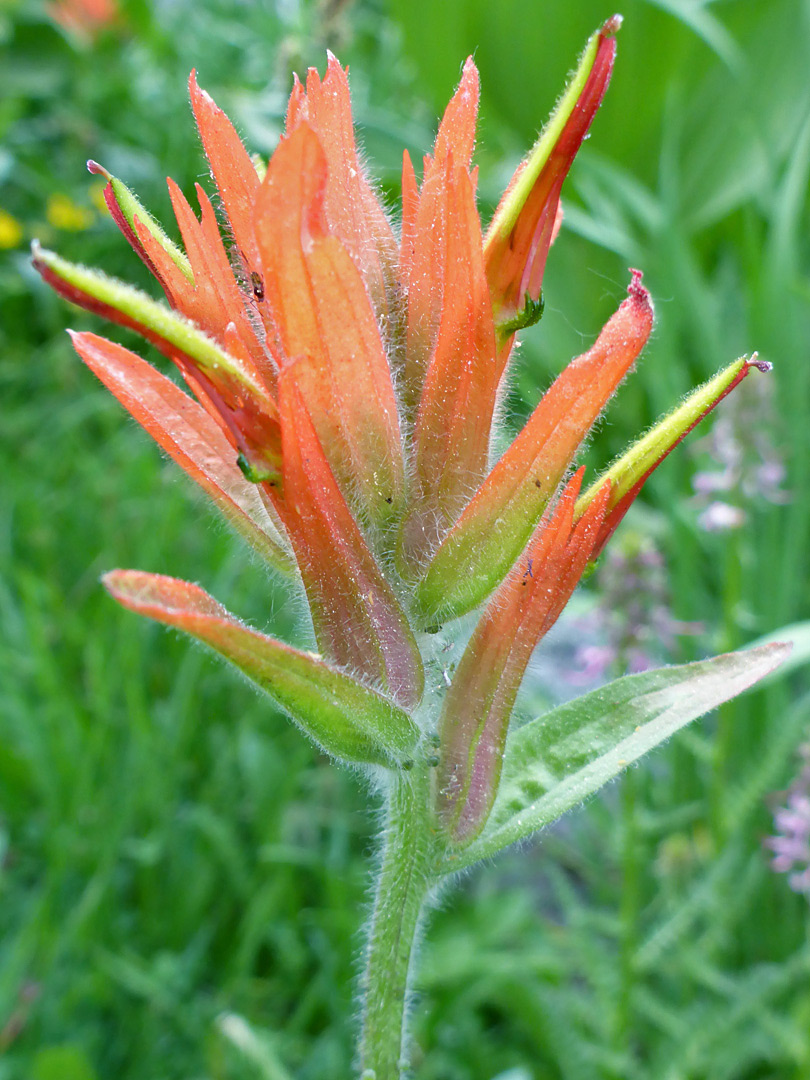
[359,765,436,1079]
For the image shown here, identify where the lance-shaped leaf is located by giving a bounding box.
[103,571,419,766]
[485,16,619,328]
[87,160,192,286]
[285,53,399,321]
[32,243,282,481]
[576,355,772,557]
[276,361,423,710]
[397,159,497,570]
[70,331,292,571]
[254,124,405,523]
[400,59,480,412]
[444,642,792,872]
[415,272,652,624]
[437,471,610,845]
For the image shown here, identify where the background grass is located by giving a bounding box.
[2,0,810,1077]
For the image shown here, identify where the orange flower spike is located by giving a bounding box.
[399,161,452,412]
[400,59,480,412]
[189,74,290,359]
[485,16,620,332]
[300,240,406,519]
[398,160,497,570]
[285,54,399,322]
[416,271,653,624]
[401,61,479,287]
[254,125,325,358]
[276,362,423,710]
[437,472,611,844]
[36,37,790,1069]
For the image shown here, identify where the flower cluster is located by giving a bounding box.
[34,18,770,845]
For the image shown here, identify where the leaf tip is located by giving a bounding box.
[757,639,793,666]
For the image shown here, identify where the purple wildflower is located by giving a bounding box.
[567,533,702,685]
[766,744,810,897]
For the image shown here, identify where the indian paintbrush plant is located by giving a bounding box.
[34,16,791,1078]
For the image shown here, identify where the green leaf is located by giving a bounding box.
[443,642,791,871]
[103,570,420,768]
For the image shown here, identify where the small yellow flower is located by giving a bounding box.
[0,209,24,249]
[46,194,95,232]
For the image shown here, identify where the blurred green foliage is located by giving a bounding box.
[2,0,809,1077]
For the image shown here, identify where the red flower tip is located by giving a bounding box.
[627,267,646,301]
